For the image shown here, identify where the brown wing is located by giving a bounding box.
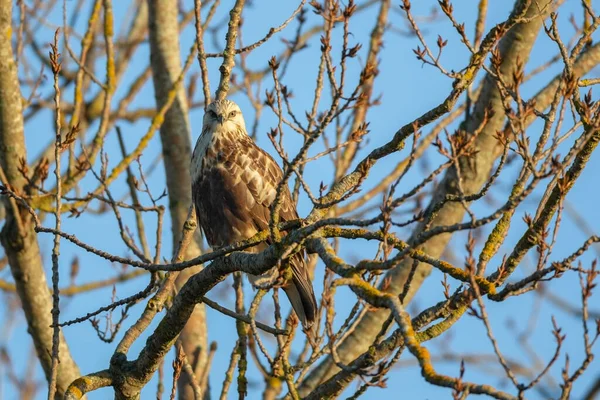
[239,140,317,328]
[192,137,296,244]
[192,134,316,327]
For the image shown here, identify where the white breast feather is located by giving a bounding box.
[190,131,212,181]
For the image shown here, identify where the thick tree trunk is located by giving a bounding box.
[0,0,82,397]
[299,0,558,394]
[147,1,209,398]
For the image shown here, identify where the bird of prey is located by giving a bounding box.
[190,99,317,329]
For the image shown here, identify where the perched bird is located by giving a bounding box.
[191,99,317,329]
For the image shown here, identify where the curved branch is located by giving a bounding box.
[214,0,246,101]
[64,370,112,400]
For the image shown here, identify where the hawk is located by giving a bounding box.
[191,99,317,329]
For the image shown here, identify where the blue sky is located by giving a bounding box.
[2,0,599,399]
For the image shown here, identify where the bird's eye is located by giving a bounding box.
[229,111,237,118]
[208,110,217,118]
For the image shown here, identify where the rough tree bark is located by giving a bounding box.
[0,0,82,398]
[146,0,209,398]
[299,0,558,393]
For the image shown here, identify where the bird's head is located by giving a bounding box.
[202,99,246,134]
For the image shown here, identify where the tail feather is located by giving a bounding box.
[283,254,317,329]
[248,246,317,329]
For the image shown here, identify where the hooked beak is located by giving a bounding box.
[217,114,225,125]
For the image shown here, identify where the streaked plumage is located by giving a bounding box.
[191,99,317,329]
